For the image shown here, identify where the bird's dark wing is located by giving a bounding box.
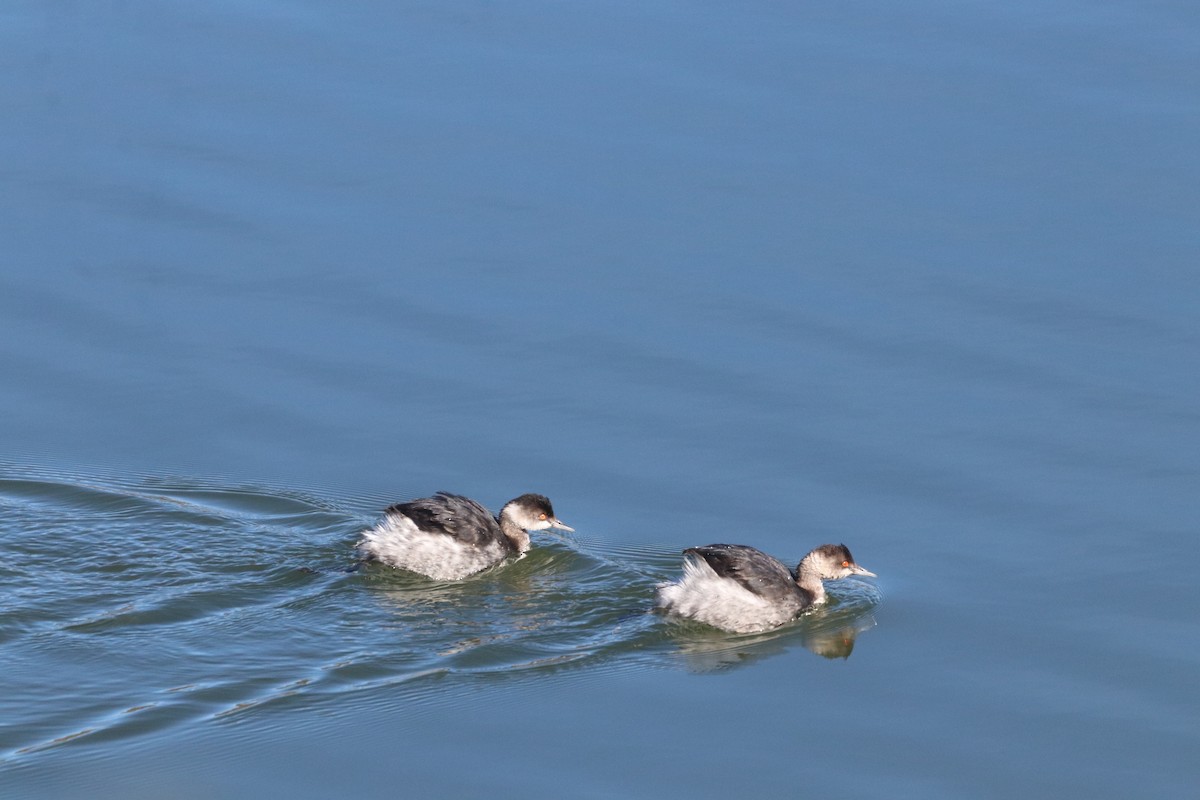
[684,544,797,600]
[385,492,500,546]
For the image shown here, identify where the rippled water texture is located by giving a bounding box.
[0,471,881,760]
[3,0,1199,797]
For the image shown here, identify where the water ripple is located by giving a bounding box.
[0,467,881,762]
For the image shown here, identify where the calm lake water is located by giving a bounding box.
[3,1,1198,797]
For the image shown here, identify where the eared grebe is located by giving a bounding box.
[656,543,876,633]
[357,492,573,580]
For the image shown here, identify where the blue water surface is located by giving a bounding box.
[2,1,1198,797]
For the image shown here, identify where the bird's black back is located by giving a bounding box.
[684,543,800,602]
[385,492,501,547]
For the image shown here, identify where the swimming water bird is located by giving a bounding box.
[357,492,573,580]
[656,543,876,633]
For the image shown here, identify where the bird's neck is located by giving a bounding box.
[795,560,828,606]
[498,512,531,553]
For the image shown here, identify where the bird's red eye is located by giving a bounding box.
[538,513,547,520]
[841,560,850,567]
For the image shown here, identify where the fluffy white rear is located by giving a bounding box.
[357,514,509,581]
[656,556,797,633]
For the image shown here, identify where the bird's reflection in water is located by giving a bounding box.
[356,546,591,669]
[364,559,544,619]
[668,606,878,672]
